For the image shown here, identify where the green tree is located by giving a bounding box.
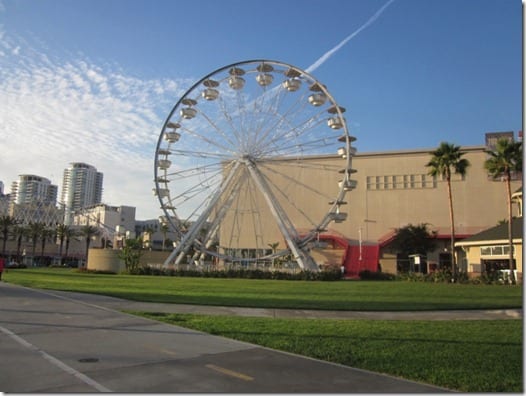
[80,225,100,268]
[426,142,470,280]
[0,215,17,257]
[118,237,144,273]
[391,223,438,257]
[484,138,523,283]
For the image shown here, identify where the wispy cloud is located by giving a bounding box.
[305,0,396,74]
[0,33,190,219]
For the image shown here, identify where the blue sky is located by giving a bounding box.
[0,0,522,219]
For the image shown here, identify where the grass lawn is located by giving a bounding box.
[131,312,523,393]
[3,268,522,311]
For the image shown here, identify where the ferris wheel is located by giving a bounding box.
[154,60,357,271]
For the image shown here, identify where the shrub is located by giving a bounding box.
[126,266,342,281]
[6,263,27,269]
[424,269,453,283]
[358,270,396,281]
[75,268,117,275]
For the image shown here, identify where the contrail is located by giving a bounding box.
[305,0,396,74]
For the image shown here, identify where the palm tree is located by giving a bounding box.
[80,225,100,268]
[0,215,17,257]
[143,226,154,250]
[13,224,28,264]
[426,142,470,280]
[268,242,280,268]
[56,224,71,265]
[28,222,46,266]
[64,227,77,265]
[40,227,55,266]
[484,138,523,283]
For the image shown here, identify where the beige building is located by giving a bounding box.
[217,136,521,277]
[455,217,522,280]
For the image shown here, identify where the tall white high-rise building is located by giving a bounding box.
[10,175,58,205]
[61,163,103,224]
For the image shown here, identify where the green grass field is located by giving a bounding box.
[133,312,522,393]
[3,268,522,310]
[3,268,523,392]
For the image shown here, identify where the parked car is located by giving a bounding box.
[7,261,26,268]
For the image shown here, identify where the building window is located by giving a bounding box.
[366,173,439,190]
[481,245,511,256]
[366,176,374,190]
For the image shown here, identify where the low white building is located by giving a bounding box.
[71,204,136,248]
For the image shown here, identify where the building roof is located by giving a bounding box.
[455,217,523,246]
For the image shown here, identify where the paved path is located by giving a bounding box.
[0,283,519,393]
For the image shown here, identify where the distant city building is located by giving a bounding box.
[10,202,65,226]
[135,218,178,250]
[8,175,61,225]
[10,174,58,206]
[61,163,103,224]
[71,204,136,248]
[0,182,9,216]
[485,131,514,150]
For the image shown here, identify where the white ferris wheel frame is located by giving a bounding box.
[154,59,357,271]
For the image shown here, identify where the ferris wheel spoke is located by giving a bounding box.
[168,161,242,265]
[164,161,223,180]
[252,85,312,152]
[259,162,336,203]
[262,159,343,172]
[227,173,266,255]
[178,125,238,157]
[167,168,224,210]
[258,113,337,157]
[257,165,324,229]
[194,107,240,151]
[198,172,248,255]
[216,91,251,153]
[168,149,233,162]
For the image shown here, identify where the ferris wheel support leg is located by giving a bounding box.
[245,159,319,272]
[163,162,241,268]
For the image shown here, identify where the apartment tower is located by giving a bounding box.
[61,163,103,224]
[10,175,58,205]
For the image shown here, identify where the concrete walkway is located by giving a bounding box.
[0,282,520,393]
